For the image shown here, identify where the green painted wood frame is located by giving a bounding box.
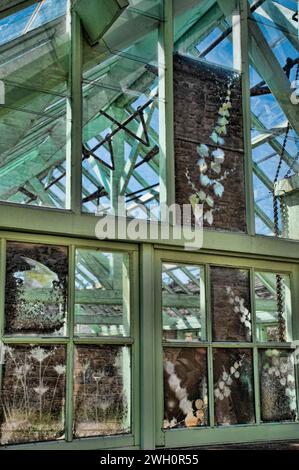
[0,231,140,450]
[154,248,299,448]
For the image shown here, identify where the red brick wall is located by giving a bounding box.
[174,54,246,232]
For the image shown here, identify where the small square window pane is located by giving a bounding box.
[75,251,130,337]
[211,267,252,342]
[259,349,297,422]
[5,243,68,336]
[0,345,66,445]
[74,345,131,437]
[213,349,255,425]
[163,348,208,429]
[255,272,292,342]
[162,264,206,342]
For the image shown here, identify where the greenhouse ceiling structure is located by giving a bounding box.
[0,0,298,452]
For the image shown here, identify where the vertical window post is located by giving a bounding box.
[159,0,175,221]
[69,3,82,213]
[240,0,255,235]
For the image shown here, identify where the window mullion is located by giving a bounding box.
[65,244,75,442]
[0,238,6,340]
[69,5,82,214]
[0,238,6,400]
[253,346,261,424]
[240,0,255,236]
[250,267,261,424]
[205,264,214,428]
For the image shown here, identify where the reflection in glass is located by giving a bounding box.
[211,267,252,342]
[0,345,66,445]
[0,0,70,208]
[74,345,131,437]
[163,348,208,429]
[162,264,205,341]
[249,1,299,240]
[75,250,130,337]
[81,2,162,217]
[255,272,291,342]
[174,4,235,69]
[213,349,255,425]
[259,349,297,422]
[5,242,68,336]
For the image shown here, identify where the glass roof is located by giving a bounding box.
[0,0,298,236]
[0,0,66,46]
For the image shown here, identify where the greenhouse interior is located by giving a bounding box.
[0,0,298,451]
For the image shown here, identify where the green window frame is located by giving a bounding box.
[154,249,299,448]
[0,232,140,450]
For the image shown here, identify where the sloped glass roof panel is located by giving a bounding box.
[0,0,67,46]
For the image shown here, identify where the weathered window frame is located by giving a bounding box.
[154,248,299,448]
[0,232,140,450]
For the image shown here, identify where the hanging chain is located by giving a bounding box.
[270,62,299,342]
[275,273,286,342]
[272,62,299,341]
[272,125,288,341]
[280,194,289,239]
[272,122,290,237]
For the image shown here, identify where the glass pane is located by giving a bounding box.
[5,242,68,336]
[259,349,297,422]
[255,271,292,342]
[81,3,162,218]
[75,250,130,337]
[173,54,246,232]
[162,264,205,342]
[211,267,252,342]
[74,345,131,437]
[0,345,66,445]
[128,0,163,20]
[213,349,255,425]
[249,0,299,240]
[163,348,208,429]
[0,0,70,208]
[174,2,236,69]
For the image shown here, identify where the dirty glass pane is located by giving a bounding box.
[213,349,255,425]
[0,345,66,445]
[259,349,297,422]
[162,263,205,342]
[5,242,68,336]
[163,348,208,429]
[255,271,292,342]
[211,266,252,342]
[81,2,162,218]
[75,250,130,337]
[0,0,70,208]
[74,345,131,437]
